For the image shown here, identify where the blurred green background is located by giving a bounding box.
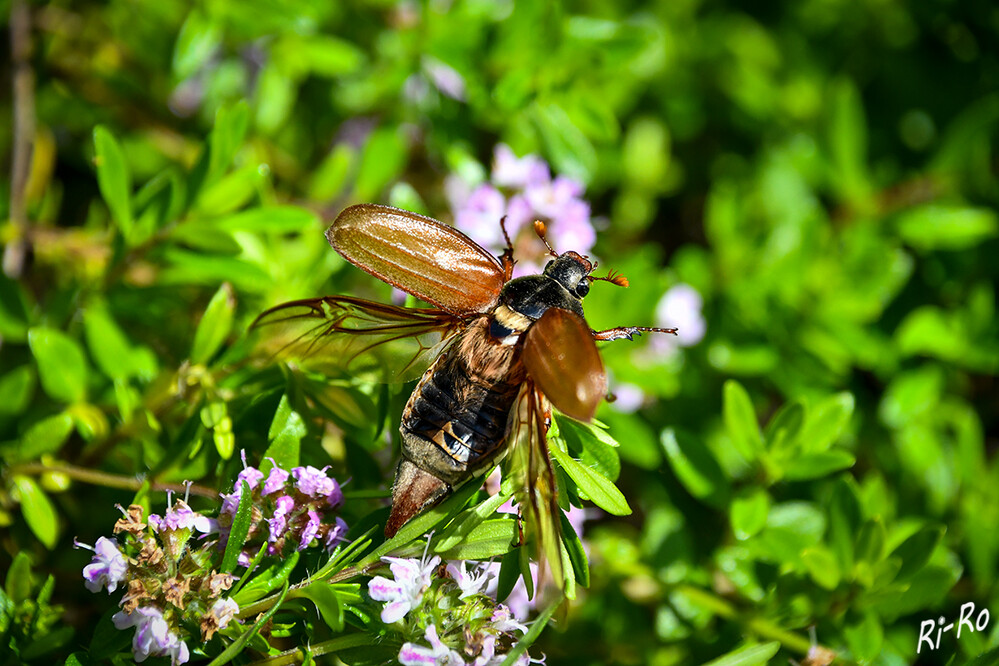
[1,0,998,664]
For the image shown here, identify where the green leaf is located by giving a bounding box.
[232,553,300,606]
[755,502,826,565]
[661,429,730,508]
[560,511,590,587]
[298,583,344,632]
[0,365,34,415]
[5,551,33,602]
[549,444,631,516]
[783,450,856,480]
[896,205,998,252]
[730,488,770,540]
[855,519,887,566]
[532,101,597,185]
[83,301,138,381]
[890,525,945,581]
[799,392,854,453]
[13,476,59,548]
[764,400,805,454]
[827,77,870,203]
[93,126,133,239]
[354,127,408,201]
[221,481,253,573]
[723,380,763,460]
[18,412,74,461]
[300,35,364,77]
[28,328,88,403]
[702,642,781,666]
[207,101,250,187]
[264,394,305,469]
[172,10,221,79]
[844,613,883,662]
[210,205,319,234]
[558,415,621,481]
[437,518,518,560]
[191,283,235,365]
[436,491,512,552]
[802,546,841,590]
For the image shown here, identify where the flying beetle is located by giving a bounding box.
[253,204,677,589]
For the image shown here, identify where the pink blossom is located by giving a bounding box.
[398,625,466,666]
[367,553,441,623]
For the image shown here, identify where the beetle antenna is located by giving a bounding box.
[533,220,558,257]
[590,270,629,288]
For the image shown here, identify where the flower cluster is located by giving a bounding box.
[217,459,348,565]
[447,144,595,276]
[78,459,349,665]
[367,546,544,666]
[77,499,237,665]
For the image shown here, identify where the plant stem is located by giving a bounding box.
[9,461,218,499]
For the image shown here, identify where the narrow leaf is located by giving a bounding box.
[191,283,235,365]
[702,642,781,666]
[221,481,253,573]
[723,380,763,460]
[298,583,344,632]
[93,126,133,238]
[549,445,631,516]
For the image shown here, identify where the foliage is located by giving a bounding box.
[1,0,998,664]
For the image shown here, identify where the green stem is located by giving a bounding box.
[7,461,217,498]
[247,633,380,665]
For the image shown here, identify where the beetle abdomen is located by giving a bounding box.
[400,319,524,483]
[386,319,525,536]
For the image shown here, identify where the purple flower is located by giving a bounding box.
[148,500,211,535]
[236,466,265,491]
[367,553,441,623]
[492,145,549,189]
[325,516,349,551]
[113,606,190,665]
[446,561,493,599]
[654,284,705,351]
[79,536,128,594]
[261,465,289,495]
[297,510,321,550]
[450,145,596,279]
[398,625,465,666]
[267,495,295,544]
[292,466,336,498]
[454,184,508,249]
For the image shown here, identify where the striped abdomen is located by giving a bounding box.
[399,317,525,485]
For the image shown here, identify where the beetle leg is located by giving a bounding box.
[499,215,516,280]
[592,326,679,341]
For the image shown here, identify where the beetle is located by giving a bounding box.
[253,204,677,587]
